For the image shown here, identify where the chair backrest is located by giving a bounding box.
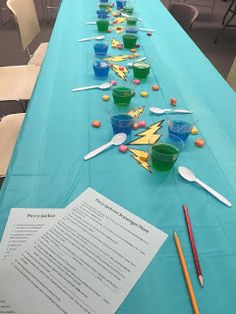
[169,3,199,33]
[7,0,40,50]
[0,113,25,178]
[227,57,236,91]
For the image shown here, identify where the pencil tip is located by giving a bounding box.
[199,275,204,287]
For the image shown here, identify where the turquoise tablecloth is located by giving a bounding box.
[1,0,236,313]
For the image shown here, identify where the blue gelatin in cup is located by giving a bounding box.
[111,114,134,135]
[168,120,192,142]
[100,0,109,2]
[93,42,109,57]
[93,60,110,77]
[116,0,126,10]
[96,9,108,19]
[125,27,138,34]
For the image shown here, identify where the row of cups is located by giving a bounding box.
[95,1,194,172]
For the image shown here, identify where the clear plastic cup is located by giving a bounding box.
[112,86,132,105]
[93,60,110,78]
[150,135,184,172]
[109,104,135,135]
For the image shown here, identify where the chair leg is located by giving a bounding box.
[222,0,234,25]
[215,10,236,43]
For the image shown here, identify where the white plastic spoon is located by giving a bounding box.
[84,133,127,160]
[77,35,105,42]
[72,81,112,92]
[149,107,193,115]
[127,57,147,68]
[178,166,232,207]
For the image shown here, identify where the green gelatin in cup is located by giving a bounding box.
[126,17,138,25]
[99,3,111,11]
[124,7,134,14]
[122,34,137,49]
[151,143,179,171]
[96,19,110,32]
[133,62,151,79]
[112,87,132,105]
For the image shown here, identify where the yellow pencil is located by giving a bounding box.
[173,231,200,314]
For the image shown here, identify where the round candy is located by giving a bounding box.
[117,26,122,30]
[152,85,159,91]
[133,122,139,130]
[92,120,101,128]
[110,80,117,86]
[170,97,177,106]
[102,95,110,101]
[138,120,146,128]
[119,66,125,71]
[119,144,128,153]
[133,79,140,85]
[147,32,153,36]
[130,48,136,53]
[141,91,148,97]
[195,138,205,147]
[191,127,199,135]
[117,44,123,49]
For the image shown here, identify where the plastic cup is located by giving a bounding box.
[150,135,184,172]
[126,16,138,25]
[112,87,132,105]
[167,114,196,142]
[125,26,138,34]
[109,105,135,135]
[96,9,109,19]
[93,60,110,78]
[93,42,109,57]
[132,62,150,79]
[96,19,110,32]
[122,34,137,49]
[100,0,109,2]
[98,3,111,10]
[116,0,126,10]
[123,6,134,14]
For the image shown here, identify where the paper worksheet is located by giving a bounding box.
[0,188,168,314]
[0,208,62,314]
[0,208,62,262]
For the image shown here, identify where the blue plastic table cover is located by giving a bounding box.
[1,0,236,313]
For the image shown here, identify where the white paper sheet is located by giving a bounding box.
[0,208,62,314]
[0,188,168,314]
[0,208,62,261]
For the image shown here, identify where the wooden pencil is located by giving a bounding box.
[174,231,200,314]
[183,204,204,287]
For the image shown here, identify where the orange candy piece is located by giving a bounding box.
[195,138,205,147]
[92,120,101,128]
[170,98,177,106]
[152,85,160,91]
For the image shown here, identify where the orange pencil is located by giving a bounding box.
[174,231,200,314]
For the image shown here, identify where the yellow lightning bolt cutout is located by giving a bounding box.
[103,53,139,62]
[113,17,126,24]
[111,38,122,48]
[113,26,125,34]
[110,64,128,80]
[128,106,145,119]
[128,148,152,173]
[128,121,164,145]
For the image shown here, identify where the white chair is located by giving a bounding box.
[168,0,216,12]
[169,3,199,33]
[6,0,48,66]
[0,65,40,103]
[227,57,236,91]
[0,113,25,178]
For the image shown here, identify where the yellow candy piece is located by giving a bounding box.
[141,91,148,98]
[103,95,110,101]
[191,127,199,135]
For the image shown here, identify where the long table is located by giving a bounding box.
[1,0,236,313]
